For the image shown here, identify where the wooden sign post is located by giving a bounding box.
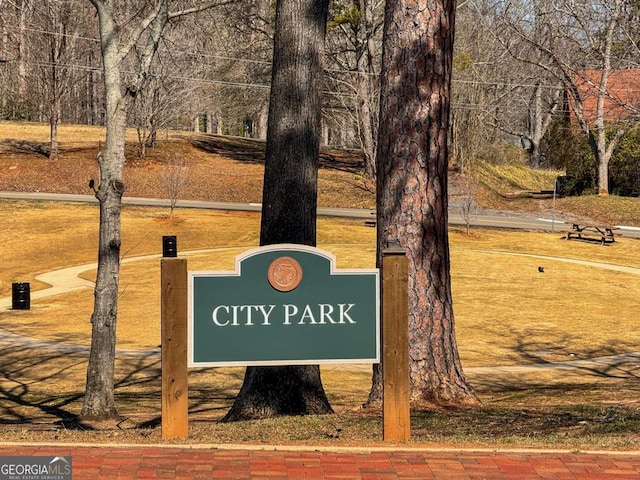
[382,248,410,441]
[161,256,188,439]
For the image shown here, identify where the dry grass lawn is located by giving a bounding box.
[3,202,640,369]
[0,121,375,209]
[0,201,639,450]
[1,121,639,449]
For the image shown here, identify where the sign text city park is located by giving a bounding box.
[189,244,379,367]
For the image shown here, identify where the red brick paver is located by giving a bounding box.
[1,445,639,479]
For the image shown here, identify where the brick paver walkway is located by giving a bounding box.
[1,444,639,479]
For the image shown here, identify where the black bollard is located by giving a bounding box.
[12,282,30,310]
[162,235,177,258]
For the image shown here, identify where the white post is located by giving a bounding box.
[552,178,558,233]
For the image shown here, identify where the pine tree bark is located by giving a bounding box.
[368,0,480,409]
[222,0,333,422]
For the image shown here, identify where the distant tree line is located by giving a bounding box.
[2,0,640,194]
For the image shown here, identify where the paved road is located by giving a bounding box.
[6,191,640,238]
[1,444,640,479]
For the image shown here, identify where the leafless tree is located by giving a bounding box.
[458,174,476,235]
[161,157,190,218]
[451,0,503,170]
[15,0,30,100]
[38,0,82,159]
[129,59,198,158]
[0,0,87,156]
[497,0,640,195]
[325,0,384,177]
[452,0,564,169]
[185,1,272,138]
[82,0,234,423]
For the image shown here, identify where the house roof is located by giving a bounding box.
[572,69,640,123]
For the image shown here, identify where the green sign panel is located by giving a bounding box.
[189,244,379,367]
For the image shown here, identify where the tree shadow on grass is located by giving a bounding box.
[423,333,640,443]
[0,346,85,426]
[465,324,640,379]
[0,139,100,158]
[2,325,638,443]
[184,133,364,174]
[0,140,49,157]
[0,345,245,431]
[510,334,640,379]
[411,400,640,442]
[466,330,640,402]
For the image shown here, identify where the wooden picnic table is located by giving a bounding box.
[566,223,617,245]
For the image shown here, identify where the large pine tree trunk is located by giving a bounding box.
[222,0,332,422]
[368,0,479,409]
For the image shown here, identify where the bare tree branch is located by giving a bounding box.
[168,0,236,21]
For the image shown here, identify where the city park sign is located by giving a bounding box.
[161,239,407,441]
[189,244,380,367]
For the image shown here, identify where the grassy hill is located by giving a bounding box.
[0,121,374,209]
[2,121,639,225]
[458,159,640,226]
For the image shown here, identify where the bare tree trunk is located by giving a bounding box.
[17,0,31,99]
[525,83,561,169]
[500,0,630,195]
[80,1,128,421]
[223,0,332,422]
[529,83,543,168]
[206,112,215,133]
[258,105,268,139]
[368,0,479,409]
[47,14,62,161]
[80,0,233,422]
[89,54,100,125]
[594,6,614,196]
[49,107,59,160]
[82,165,124,420]
[354,0,380,178]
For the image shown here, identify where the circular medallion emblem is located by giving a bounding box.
[267,256,303,292]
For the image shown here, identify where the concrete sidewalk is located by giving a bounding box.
[1,444,639,479]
